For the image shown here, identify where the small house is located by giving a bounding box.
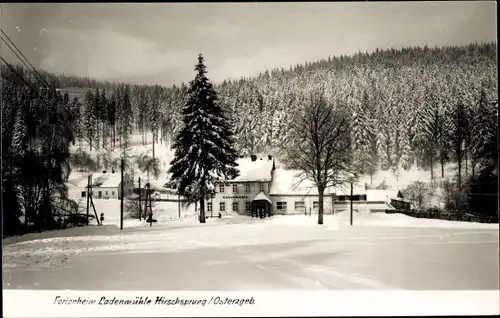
[80,171,134,200]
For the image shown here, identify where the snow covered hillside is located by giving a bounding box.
[70,130,174,176]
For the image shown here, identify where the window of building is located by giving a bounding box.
[232,202,239,212]
[352,195,361,201]
[207,202,212,212]
[232,184,238,193]
[105,191,108,195]
[294,201,305,210]
[277,202,287,211]
[245,184,251,193]
[220,202,225,212]
[361,195,367,201]
[259,183,265,193]
[245,202,251,212]
[338,195,346,201]
[112,191,115,195]
[219,184,225,193]
[81,191,86,198]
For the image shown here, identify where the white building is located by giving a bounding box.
[79,171,134,200]
[207,156,275,218]
[206,156,402,217]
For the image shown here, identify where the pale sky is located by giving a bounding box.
[1,2,497,86]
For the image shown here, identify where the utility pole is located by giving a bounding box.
[86,175,91,224]
[138,177,142,221]
[120,157,124,230]
[332,193,336,215]
[178,193,180,218]
[350,181,353,226]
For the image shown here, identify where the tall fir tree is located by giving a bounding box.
[168,54,239,223]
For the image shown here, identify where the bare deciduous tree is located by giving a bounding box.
[402,181,430,210]
[286,91,352,225]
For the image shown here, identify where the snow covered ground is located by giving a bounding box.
[70,198,197,227]
[3,213,498,290]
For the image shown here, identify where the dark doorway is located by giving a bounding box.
[98,191,102,198]
[251,200,272,218]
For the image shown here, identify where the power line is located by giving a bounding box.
[1,56,39,92]
[0,35,41,83]
[1,39,50,90]
[1,30,51,88]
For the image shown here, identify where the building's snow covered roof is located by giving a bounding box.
[364,189,407,203]
[228,158,274,183]
[270,169,377,197]
[252,192,272,203]
[93,173,123,187]
[76,172,128,188]
[365,189,398,202]
[332,184,367,196]
[270,169,336,195]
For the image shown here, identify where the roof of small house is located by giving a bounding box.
[228,158,275,183]
[78,172,129,188]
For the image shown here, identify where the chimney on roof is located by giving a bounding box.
[268,154,272,160]
[251,154,257,162]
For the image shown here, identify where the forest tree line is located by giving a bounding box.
[5,43,497,183]
[53,43,499,185]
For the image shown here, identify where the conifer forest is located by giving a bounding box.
[1,42,498,234]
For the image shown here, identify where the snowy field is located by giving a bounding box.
[3,213,499,290]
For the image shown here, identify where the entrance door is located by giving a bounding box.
[258,207,265,218]
[98,191,102,198]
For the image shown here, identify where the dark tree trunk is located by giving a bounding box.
[318,187,324,225]
[465,150,468,177]
[199,198,206,223]
[142,123,145,145]
[457,142,462,189]
[440,152,445,178]
[152,134,156,159]
[430,153,434,180]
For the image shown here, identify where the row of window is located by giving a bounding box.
[215,184,368,202]
[81,189,134,198]
[208,197,369,213]
[82,191,115,197]
[207,201,252,213]
[336,195,367,201]
[207,201,330,213]
[218,183,266,193]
